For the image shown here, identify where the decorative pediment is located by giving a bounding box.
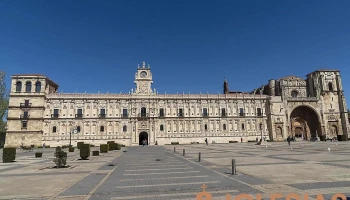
[279,75,305,81]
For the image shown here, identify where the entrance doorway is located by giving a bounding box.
[139,131,148,145]
[290,106,321,140]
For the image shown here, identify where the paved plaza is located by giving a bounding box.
[0,141,350,200]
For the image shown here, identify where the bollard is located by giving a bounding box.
[183,149,185,156]
[232,159,237,175]
[198,152,201,162]
[174,147,176,154]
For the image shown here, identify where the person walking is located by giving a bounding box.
[287,136,291,146]
[205,138,208,146]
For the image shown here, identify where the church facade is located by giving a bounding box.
[5,62,349,147]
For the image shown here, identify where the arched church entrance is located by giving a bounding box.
[139,131,148,145]
[290,106,321,140]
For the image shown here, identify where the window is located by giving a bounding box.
[241,124,245,130]
[203,108,208,116]
[123,125,127,132]
[257,108,262,116]
[204,124,208,130]
[291,90,298,97]
[221,108,226,116]
[25,81,32,92]
[24,100,30,106]
[223,124,227,130]
[141,107,146,117]
[239,108,244,116]
[53,109,59,117]
[77,126,81,133]
[22,121,27,129]
[76,109,83,118]
[160,125,164,131]
[122,109,128,117]
[100,126,104,132]
[100,109,106,117]
[328,82,333,91]
[23,111,28,118]
[53,126,57,133]
[35,81,41,92]
[178,108,183,117]
[159,108,164,117]
[16,81,22,92]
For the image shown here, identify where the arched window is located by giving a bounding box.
[100,126,104,132]
[160,125,164,131]
[204,124,208,130]
[123,125,127,132]
[241,123,245,130]
[77,126,81,133]
[16,81,22,92]
[25,81,32,92]
[328,82,333,91]
[223,124,226,130]
[291,90,298,97]
[35,81,41,92]
[52,126,57,133]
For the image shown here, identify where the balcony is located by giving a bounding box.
[20,114,30,120]
[202,114,209,118]
[137,113,149,120]
[75,114,83,118]
[158,114,165,118]
[99,114,106,118]
[121,114,128,118]
[287,97,318,102]
[51,114,59,119]
[178,113,184,118]
[20,103,32,108]
[239,113,245,117]
[221,113,227,117]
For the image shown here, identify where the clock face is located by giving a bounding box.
[140,71,147,78]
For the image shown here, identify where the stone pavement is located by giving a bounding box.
[164,141,350,199]
[1,141,350,200]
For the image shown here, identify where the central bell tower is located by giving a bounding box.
[133,61,154,95]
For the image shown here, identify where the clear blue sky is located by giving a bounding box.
[1,0,350,100]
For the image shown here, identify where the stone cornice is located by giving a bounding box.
[47,93,269,100]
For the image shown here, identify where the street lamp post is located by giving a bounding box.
[69,126,77,147]
[259,122,263,142]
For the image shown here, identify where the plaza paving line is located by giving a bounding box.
[115,181,221,189]
[126,164,189,168]
[110,189,240,200]
[123,170,201,175]
[83,165,118,200]
[119,175,209,181]
[125,167,193,171]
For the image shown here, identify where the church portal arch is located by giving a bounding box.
[139,131,148,145]
[290,105,321,140]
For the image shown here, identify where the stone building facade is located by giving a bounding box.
[5,62,349,147]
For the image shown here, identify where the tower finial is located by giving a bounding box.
[142,61,146,68]
[138,63,140,68]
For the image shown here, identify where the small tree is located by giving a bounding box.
[0,71,9,147]
[54,146,67,168]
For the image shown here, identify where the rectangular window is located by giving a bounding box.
[100,109,106,117]
[257,108,262,116]
[22,121,27,129]
[122,109,128,117]
[221,108,226,116]
[203,108,208,116]
[23,111,28,118]
[76,109,83,118]
[239,108,244,116]
[159,108,164,117]
[179,108,183,117]
[24,100,30,106]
